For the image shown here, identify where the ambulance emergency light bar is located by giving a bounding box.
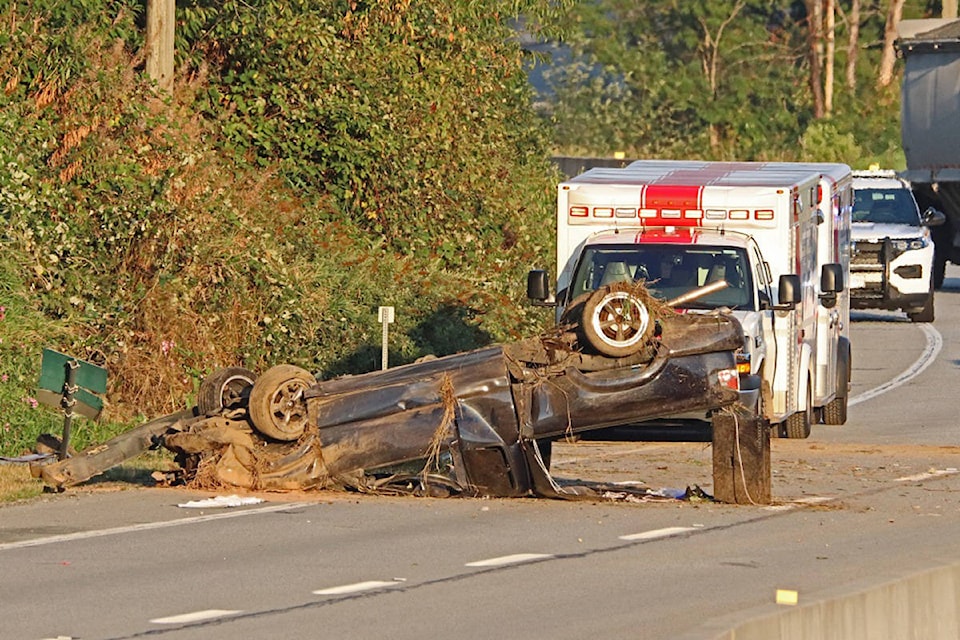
[563,181,807,225]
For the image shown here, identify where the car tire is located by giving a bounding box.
[579,283,653,358]
[248,365,316,441]
[197,367,257,415]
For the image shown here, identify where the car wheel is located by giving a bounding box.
[248,365,316,441]
[197,367,257,415]
[579,284,653,358]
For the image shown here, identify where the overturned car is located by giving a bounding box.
[36,282,746,498]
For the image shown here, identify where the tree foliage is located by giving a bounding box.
[0,0,566,445]
[175,0,566,262]
[540,0,932,166]
[0,0,925,457]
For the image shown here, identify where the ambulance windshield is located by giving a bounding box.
[569,245,754,311]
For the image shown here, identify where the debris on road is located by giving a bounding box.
[30,283,749,500]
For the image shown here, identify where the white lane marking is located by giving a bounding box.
[150,609,242,624]
[0,501,312,552]
[793,496,835,505]
[313,580,403,595]
[895,468,959,483]
[618,526,698,541]
[465,553,553,567]
[849,324,942,407]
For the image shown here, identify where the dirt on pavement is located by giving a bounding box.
[549,438,960,504]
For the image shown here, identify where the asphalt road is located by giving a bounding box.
[2,267,959,640]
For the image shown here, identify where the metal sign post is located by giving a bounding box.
[378,306,395,370]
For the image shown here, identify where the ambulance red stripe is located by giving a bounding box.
[641,185,703,211]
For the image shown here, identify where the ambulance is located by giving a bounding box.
[528,160,853,438]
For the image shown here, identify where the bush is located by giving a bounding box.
[0,0,563,455]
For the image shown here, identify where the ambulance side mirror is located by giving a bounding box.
[527,269,556,306]
[774,274,801,311]
[819,263,844,308]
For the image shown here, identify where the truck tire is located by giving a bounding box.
[579,284,653,358]
[783,381,812,439]
[197,367,256,415]
[248,365,316,441]
[907,291,935,323]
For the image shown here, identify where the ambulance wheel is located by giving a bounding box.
[783,383,813,439]
[248,365,316,441]
[821,395,847,426]
[198,367,256,415]
[822,340,850,425]
[580,284,653,358]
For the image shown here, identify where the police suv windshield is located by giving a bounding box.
[852,188,920,226]
[568,244,755,311]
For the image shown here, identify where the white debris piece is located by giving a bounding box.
[177,495,264,508]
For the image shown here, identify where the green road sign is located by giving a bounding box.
[38,349,108,395]
[37,349,108,420]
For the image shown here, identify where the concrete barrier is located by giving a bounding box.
[685,560,960,639]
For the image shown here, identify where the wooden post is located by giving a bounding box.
[145,0,175,92]
[712,409,770,505]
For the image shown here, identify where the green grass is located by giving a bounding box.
[0,448,178,503]
[0,464,44,503]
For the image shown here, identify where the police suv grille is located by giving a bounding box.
[851,241,883,268]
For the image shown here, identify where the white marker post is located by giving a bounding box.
[378,306,395,370]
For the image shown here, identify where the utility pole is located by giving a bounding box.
[145,0,175,92]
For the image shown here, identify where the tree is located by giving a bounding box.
[845,0,861,90]
[878,0,906,87]
[805,0,825,118]
[145,0,175,91]
[824,0,836,115]
[542,0,812,159]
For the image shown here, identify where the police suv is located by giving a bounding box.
[850,170,945,322]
